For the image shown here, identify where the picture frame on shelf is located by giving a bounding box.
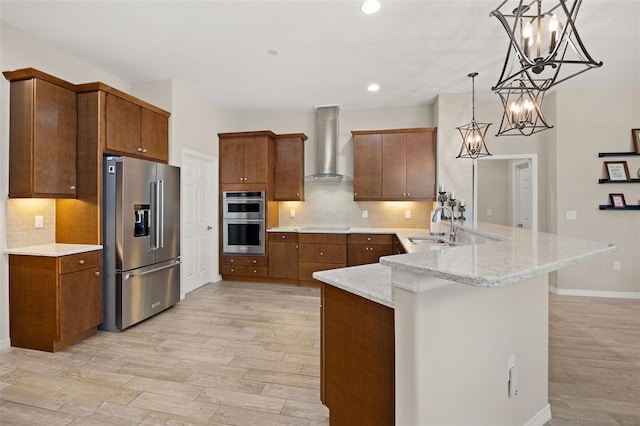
[633,128,640,154]
[605,161,630,181]
[609,193,626,208]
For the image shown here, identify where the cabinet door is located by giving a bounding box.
[33,79,78,196]
[219,138,245,184]
[268,242,299,279]
[353,134,382,200]
[406,131,436,200]
[382,133,407,199]
[105,94,142,155]
[275,137,304,200]
[243,137,269,183]
[59,266,103,340]
[141,108,169,162]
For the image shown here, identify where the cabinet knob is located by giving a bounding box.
[137,147,143,152]
[407,193,410,197]
[78,259,85,265]
[230,259,234,263]
[230,268,235,272]
[354,192,358,196]
[367,237,371,241]
[142,148,147,153]
[253,269,257,274]
[70,185,76,190]
[296,244,299,249]
[282,235,286,239]
[252,259,257,264]
[296,193,300,197]
[94,271,100,277]
[320,251,324,256]
[370,247,374,251]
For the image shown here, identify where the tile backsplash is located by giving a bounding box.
[278,179,433,229]
[6,199,56,248]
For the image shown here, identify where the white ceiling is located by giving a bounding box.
[1,0,638,115]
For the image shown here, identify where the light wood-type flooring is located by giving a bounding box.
[0,281,638,425]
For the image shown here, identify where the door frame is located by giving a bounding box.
[181,149,219,300]
[473,154,538,233]
[512,159,532,230]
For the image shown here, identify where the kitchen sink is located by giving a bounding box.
[408,236,456,246]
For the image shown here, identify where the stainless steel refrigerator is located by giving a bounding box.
[102,156,181,332]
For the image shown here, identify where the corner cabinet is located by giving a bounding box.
[598,151,640,210]
[9,250,103,352]
[4,69,78,198]
[219,131,276,185]
[275,133,307,201]
[352,128,437,201]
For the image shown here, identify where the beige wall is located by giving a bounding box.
[553,86,640,295]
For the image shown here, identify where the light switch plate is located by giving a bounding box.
[290,209,296,218]
[35,215,44,228]
[362,210,368,218]
[405,210,412,219]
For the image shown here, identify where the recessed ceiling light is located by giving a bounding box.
[361,0,381,14]
[368,83,380,92]
[267,49,279,56]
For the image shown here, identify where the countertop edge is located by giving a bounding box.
[5,244,103,257]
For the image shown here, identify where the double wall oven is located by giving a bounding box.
[222,191,265,255]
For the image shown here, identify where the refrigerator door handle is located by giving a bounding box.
[125,261,181,279]
[158,179,164,249]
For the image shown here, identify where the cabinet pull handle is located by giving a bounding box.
[78,259,85,265]
[94,271,100,277]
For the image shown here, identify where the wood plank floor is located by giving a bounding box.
[0,281,638,425]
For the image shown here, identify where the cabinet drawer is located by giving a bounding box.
[348,233,393,245]
[299,262,346,281]
[221,265,268,277]
[299,233,347,245]
[269,232,299,243]
[299,244,346,264]
[59,250,102,274]
[222,255,267,267]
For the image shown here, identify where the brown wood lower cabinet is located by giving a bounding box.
[321,283,395,425]
[347,233,394,266]
[221,255,268,278]
[268,232,299,279]
[9,250,103,352]
[298,233,347,282]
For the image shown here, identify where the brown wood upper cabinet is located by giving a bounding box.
[4,69,77,198]
[105,93,169,163]
[352,128,437,201]
[275,133,307,201]
[219,132,275,185]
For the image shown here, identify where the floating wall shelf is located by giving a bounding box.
[598,152,640,157]
[598,205,640,211]
[598,178,640,184]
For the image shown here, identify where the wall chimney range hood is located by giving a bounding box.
[307,105,350,180]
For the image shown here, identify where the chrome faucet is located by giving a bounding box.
[432,206,457,242]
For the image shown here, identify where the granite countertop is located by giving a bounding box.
[313,222,617,300]
[5,243,103,257]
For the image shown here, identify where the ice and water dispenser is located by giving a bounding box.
[133,204,150,237]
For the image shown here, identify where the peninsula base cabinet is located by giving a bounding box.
[298,233,347,283]
[9,250,103,352]
[321,283,395,426]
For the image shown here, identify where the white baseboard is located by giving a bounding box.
[0,337,11,352]
[549,286,640,299]
[525,404,552,426]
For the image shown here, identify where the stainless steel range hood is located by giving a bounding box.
[307,105,350,180]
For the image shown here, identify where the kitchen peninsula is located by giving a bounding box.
[314,223,616,426]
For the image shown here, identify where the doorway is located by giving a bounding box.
[473,154,538,232]
[182,149,217,297]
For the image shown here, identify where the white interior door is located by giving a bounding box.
[182,150,216,296]
[513,160,532,229]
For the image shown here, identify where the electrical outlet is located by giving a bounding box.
[405,210,412,219]
[362,210,368,218]
[507,354,516,380]
[35,215,44,229]
[566,210,577,220]
[613,261,621,271]
[290,209,296,218]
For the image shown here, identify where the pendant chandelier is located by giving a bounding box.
[456,73,492,159]
[495,76,552,136]
[490,0,602,92]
